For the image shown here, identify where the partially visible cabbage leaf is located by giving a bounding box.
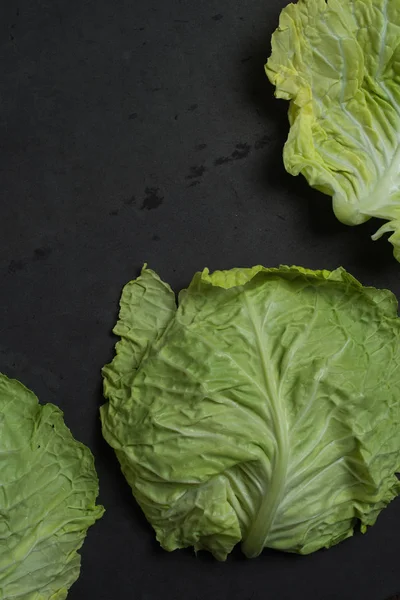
[0,374,104,599]
[101,265,400,560]
[266,0,400,261]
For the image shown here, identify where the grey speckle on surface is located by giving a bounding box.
[141,187,164,210]
[33,247,52,260]
[8,259,26,274]
[254,133,271,149]
[215,142,251,165]
[186,165,206,179]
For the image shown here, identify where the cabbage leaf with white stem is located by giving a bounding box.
[101,265,400,560]
[266,0,400,261]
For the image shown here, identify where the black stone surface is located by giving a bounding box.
[0,1,399,599]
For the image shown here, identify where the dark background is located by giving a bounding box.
[1,1,399,599]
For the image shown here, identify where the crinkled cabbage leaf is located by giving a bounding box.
[266,0,400,261]
[101,265,400,560]
[0,374,104,599]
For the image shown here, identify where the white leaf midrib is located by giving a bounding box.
[240,289,289,558]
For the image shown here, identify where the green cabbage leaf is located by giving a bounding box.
[101,265,400,560]
[266,0,400,261]
[0,374,104,599]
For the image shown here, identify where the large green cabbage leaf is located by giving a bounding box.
[266,0,400,261]
[0,374,104,599]
[101,265,400,560]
